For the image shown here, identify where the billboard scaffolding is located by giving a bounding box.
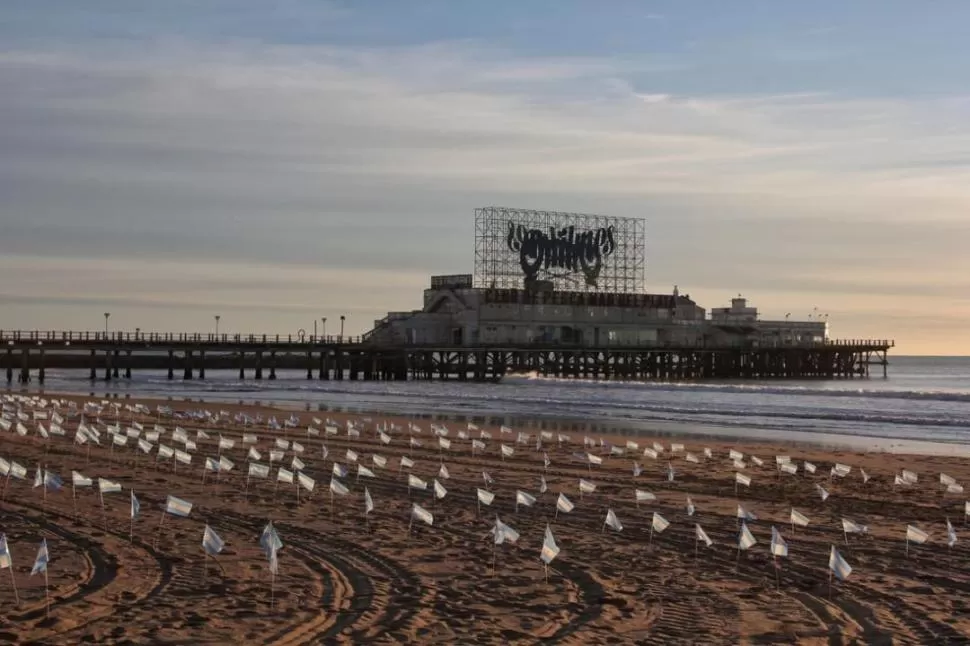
[473,206,645,293]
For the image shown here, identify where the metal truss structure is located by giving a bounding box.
[473,206,646,293]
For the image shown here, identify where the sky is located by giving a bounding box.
[2,1,969,354]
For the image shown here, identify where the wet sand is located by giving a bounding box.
[2,393,970,645]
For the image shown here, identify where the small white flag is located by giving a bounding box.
[364,487,374,514]
[556,492,574,514]
[408,474,427,491]
[297,472,315,492]
[804,461,817,474]
[635,489,656,503]
[651,512,669,534]
[433,479,448,500]
[947,519,958,547]
[695,524,713,547]
[735,472,751,487]
[737,504,757,521]
[829,546,852,580]
[906,525,929,544]
[329,477,350,495]
[604,508,623,532]
[165,495,193,517]
[686,496,696,516]
[72,471,93,487]
[540,524,560,564]
[98,478,122,494]
[579,478,596,494]
[842,518,867,534]
[515,490,536,509]
[770,526,788,557]
[357,464,376,479]
[739,522,757,550]
[477,488,495,506]
[790,508,810,528]
[277,468,294,484]
[411,504,434,526]
[203,525,225,556]
[816,484,830,502]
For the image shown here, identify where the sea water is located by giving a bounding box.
[15,356,970,446]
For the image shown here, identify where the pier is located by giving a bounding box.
[0,330,892,385]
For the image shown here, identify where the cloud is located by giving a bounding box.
[2,40,970,350]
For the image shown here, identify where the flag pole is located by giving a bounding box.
[100,488,108,532]
[8,562,19,606]
[72,480,79,520]
[129,494,135,544]
[44,566,50,618]
[153,510,166,550]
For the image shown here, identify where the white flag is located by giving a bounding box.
[556,492,574,514]
[770,526,788,557]
[831,463,851,478]
[438,437,451,450]
[408,474,427,491]
[203,525,225,556]
[357,464,376,479]
[500,444,514,458]
[539,475,548,494]
[411,504,434,526]
[739,522,757,550]
[332,463,349,478]
[906,525,929,544]
[218,456,234,472]
[372,454,387,468]
[72,471,93,487]
[729,449,743,461]
[291,441,304,454]
[829,546,852,580]
[248,462,269,479]
[686,496,696,516]
[804,461,817,474]
[438,463,450,480]
[780,462,798,475]
[643,448,658,460]
[635,489,656,503]
[277,468,294,484]
[205,457,220,472]
[291,456,305,471]
[816,484,830,502]
[400,456,414,469]
[735,472,751,487]
[346,449,358,463]
[695,524,713,547]
[477,488,495,506]
[297,472,315,492]
[165,495,193,517]
[651,512,670,534]
[604,508,623,532]
[947,519,958,547]
[842,518,867,534]
[790,508,810,528]
[579,479,596,494]
[364,487,374,514]
[329,477,350,495]
[218,436,235,451]
[540,524,560,564]
[737,504,757,521]
[750,456,764,467]
[433,479,448,500]
[515,490,536,509]
[492,516,520,545]
[98,478,122,494]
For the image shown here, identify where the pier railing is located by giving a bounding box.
[0,330,364,345]
[0,330,893,351]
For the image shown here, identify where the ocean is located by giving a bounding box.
[12,356,970,450]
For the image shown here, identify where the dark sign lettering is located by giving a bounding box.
[506,222,616,287]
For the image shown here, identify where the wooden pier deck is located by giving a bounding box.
[0,330,893,385]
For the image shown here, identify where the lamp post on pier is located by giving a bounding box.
[322,317,327,340]
[104,312,110,339]
[339,315,345,341]
[214,315,221,337]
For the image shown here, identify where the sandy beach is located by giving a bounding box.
[2,392,969,645]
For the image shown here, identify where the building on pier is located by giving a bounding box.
[363,207,828,350]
